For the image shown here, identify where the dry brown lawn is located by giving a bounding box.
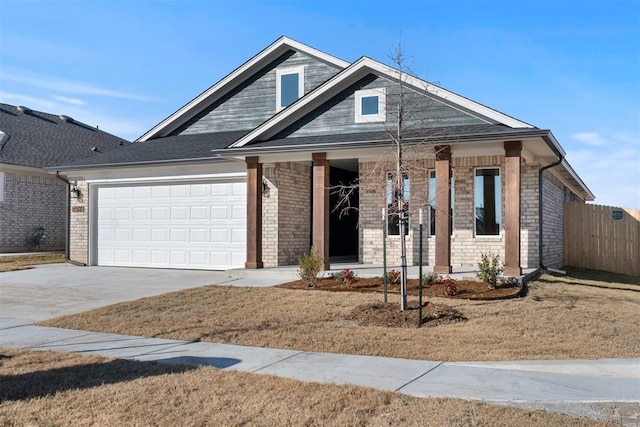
[0,253,65,272]
[0,349,612,426]
[40,271,640,361]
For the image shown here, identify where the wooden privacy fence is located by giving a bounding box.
[564,202,640,277]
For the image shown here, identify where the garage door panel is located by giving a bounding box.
[97,180,246,270]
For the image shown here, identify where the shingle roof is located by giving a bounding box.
[52,130,248,169]
[234,124,543,150]
[0,103,128,169]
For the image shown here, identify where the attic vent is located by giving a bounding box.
[59,115,74,123]
[17,106,32,114]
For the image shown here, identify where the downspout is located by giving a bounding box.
[55,172,86,266]
[538,151,563,271]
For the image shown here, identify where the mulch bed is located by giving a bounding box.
[277,276,524,300]
[347,301,467,328]
[277,275,523,328]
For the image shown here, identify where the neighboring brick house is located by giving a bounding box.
[51,37,594,272]
[0,103,128,252]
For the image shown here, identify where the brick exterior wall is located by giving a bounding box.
[521,163,540,267]
[0,171,65,252]
[541,171,566,269]
[68,177,89,264]
[262,162,311,267]
[360,155,545,269]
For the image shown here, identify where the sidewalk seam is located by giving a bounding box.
[251,351,306,373]
[395,361,444,392]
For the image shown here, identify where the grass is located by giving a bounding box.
[0,349,612,426]
[40,271,640,362]
[0,253,65,272]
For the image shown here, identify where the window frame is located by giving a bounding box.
[276,66,305,111]
[428,169,454,237]
[473,167,502,237]
[386,171,410,236]
[0,172,4,202]
[355,88,386,123]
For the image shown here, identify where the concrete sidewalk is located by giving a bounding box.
[1,318,638,425]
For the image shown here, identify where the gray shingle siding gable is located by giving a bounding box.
[272,74,488,140]
[176,50,342,136]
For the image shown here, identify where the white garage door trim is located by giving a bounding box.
[92,178,246,270]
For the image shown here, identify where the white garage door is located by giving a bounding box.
[96,180,246,270]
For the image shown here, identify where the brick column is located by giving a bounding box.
[245,156,263,269]
[434,145,452,274]
[312,153,330,270]
[504,141,522,276]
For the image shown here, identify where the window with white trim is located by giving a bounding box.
[429,169,454,236]
[386,171,409,235]
[276,66,305,111]
[355,88,386,123]
[474,167,502,236]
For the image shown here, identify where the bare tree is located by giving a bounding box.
[333,44,454,311]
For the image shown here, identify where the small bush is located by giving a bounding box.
[385,269,401,285]
[476,252,504,289]
[341,268,357,287]
[330,271,343,283]
[441,277,458,296]
[422,271,440,286]
[298,247,324,288]
[331,268,357,287]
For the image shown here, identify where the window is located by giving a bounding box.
[474,168,501,236]
[386,172,409,235]
[355,88,386,123]
[429,170,454,236]
[276,66,305,111]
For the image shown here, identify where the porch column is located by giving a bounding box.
[312,152,330,270]
[434,145,452,274]
[245,156,263,269]
[504,141,522,276]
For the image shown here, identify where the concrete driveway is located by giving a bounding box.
[0,263,282,322]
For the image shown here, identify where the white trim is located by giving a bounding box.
[355,88,386,123]
[137,37,348,142]
[230,57,534,148]
[85,172,246,184]
[276,66,305,111]
[0,172,4,203]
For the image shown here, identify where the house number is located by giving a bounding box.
[72,206,85,213]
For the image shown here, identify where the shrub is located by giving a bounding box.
[331,268,358,287]
[476,252,504,289]
[422,271,440,286]
[441,277,458,296]
[341,268,357,287]
[298,247,324,288]
[385,269,401,285]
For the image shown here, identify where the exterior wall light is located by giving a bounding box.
[70,186,81,199]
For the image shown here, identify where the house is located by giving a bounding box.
[0,103,128,252]
[50,37,594,274]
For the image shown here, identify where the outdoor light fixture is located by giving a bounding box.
[70,186,80,199]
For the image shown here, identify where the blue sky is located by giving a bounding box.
[1,0,638,208]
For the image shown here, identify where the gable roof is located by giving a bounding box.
[0,103,128,169]
[137,36,350,142]
[229,57,534,148]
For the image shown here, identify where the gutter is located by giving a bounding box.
[538,140,564,271]
[54,172,87,267]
